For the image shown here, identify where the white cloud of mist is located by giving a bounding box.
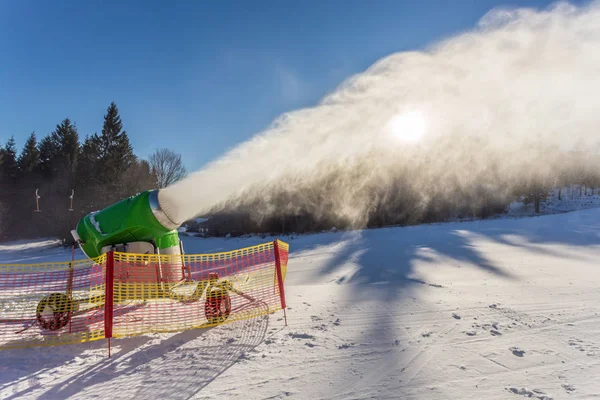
[159,1,600,228]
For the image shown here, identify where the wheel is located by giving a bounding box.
[204,289,231,325]
[36,293,73,331]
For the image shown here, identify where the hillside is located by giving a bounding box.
[1,208,600,399]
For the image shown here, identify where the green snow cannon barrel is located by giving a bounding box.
[71,189,186,289]
[71,189,182,259]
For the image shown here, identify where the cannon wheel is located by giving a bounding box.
[36,293,73,331]
[204,288,231,325]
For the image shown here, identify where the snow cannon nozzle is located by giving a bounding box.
[149,189,181,231]
[72,189,183,259]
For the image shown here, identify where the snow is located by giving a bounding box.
[2,208,600,399]
[0,239,65,265]
[88,212,105,236]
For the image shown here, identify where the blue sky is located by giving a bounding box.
[0,0,586,172]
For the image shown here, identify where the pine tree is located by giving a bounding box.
[18,132,40,175]
[0,136,19,183]
[0,144,4,182]
[52,118,80,182]
[38,134,59,178]
[77,133,102,186]
[98,102,135,184]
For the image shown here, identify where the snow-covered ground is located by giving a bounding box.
[1,208,600,399]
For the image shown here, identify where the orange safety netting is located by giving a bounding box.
[0,255,107,350]
[0,240,288,351]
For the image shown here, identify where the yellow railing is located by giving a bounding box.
[0,240,289,352]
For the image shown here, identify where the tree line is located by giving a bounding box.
[0,102,187,242]
[3,102,600,241]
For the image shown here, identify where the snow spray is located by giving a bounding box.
[158,2,600,228]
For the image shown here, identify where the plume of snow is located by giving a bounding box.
[159,1,600,227]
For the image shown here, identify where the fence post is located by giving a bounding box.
[104,251,115,357]
[273,240,287,326]
[67,244,75,333]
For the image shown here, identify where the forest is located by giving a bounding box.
[0,102,186,242]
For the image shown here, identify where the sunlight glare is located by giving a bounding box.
[386,111,426,143]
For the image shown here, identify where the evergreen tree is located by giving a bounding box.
[77,133,102,186]
[38,133,59,178]
[51,118,80,184]
[0,144,4,181]
[18,132,40,175]
[98,102,135,184]
[0,136,19,183]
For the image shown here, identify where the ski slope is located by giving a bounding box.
[1,209,600,399]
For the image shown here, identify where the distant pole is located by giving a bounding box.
[34,189,41,212]
[69,190,75,211]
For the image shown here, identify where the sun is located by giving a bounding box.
[385,111,427,143]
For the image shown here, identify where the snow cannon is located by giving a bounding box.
[71,189,183,259]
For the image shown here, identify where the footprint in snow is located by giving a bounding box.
[289,332,315,340]
[506,387,552,400]
[509,346,525,357]
[567,338,598,356]
[562,384,575,393]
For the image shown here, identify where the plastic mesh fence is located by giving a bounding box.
[110,240,288,338]
[0,240,288,350]
[0,255,107,350]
